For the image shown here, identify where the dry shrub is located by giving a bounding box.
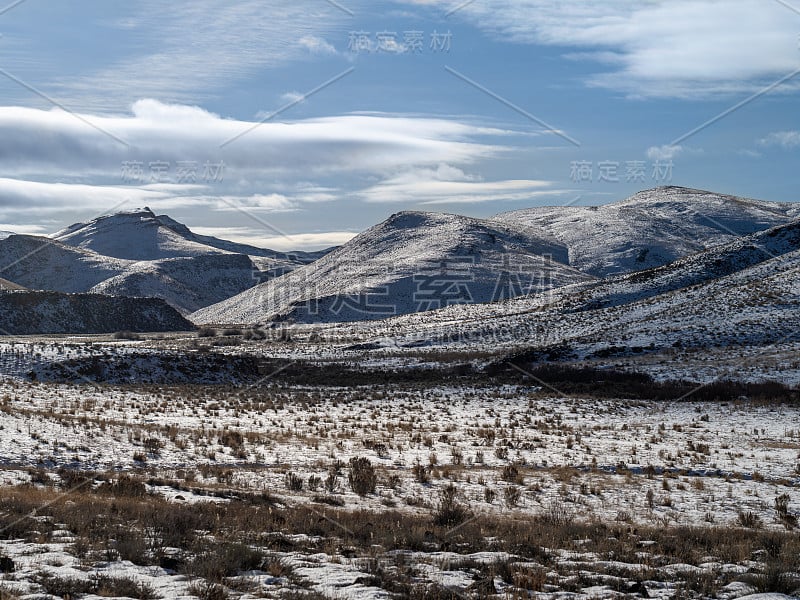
[348,457,377,496]
[187,581,229,600]
[97,475,147,498]
[504,485,521,508]
[432,484,471,527]
[737,510,762,529]
[512,565,548,591]
[284,472,303,491]
[538,499,573,526]
[93,575,159,600]
[112,528,149,564]
[0,585,19,600]
[187,543,264,582]
[501,464,521,483]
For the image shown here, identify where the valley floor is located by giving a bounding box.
[0,370,798,598]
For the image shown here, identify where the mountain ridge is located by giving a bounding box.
[0,209,330,314]
[493,186,800,277]
[190,209,593,324]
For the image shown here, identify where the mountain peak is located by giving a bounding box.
[383,211,442,229]
[103,206,157,219]
[52,208,222,261]
[619,186,719,204]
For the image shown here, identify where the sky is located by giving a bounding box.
[0,0,798,250]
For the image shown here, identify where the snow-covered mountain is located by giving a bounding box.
[493,186,800,277]
[4,186,799,331]
[0,209,331,314]
[192,187,800,326]
[191,211,594,324]
[54,208,330,269]
[0,233,254,313]
[350,216,800,359]
[53,208,227,260]
[0,234,129,293]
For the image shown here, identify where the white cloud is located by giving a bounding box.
[646,145,683,162]
[0,178,303,222]
[23,1,354,111]
[208,194,299,213]
[738,149,762,159]
[298,35,338,55]
[277,92,306,105]
[190,229,358,251]
[0,223,49,235]
[0,101,510,180]
[0,101,536,232]
[261,231,358,251]
[0,178,172,216]
[758,131,800,149]
[417,0,800,98]
[358,164,557,204]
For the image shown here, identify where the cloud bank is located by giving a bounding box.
[417,0,800,98]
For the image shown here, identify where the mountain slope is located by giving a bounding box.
[90,254,259,313]
[154,214,332,264]
[55,208,333,266]
[0,232,258,313]
[0,234,130,292]
[0,290,192,334]
[46,209,330,310]
[352,217,800,357]
[493,186,800,277]
[191,210,594,324]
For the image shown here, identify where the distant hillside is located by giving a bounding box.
[191,210,593,324]
[0,208,331,313]
[0,290,193,334]
[0,234,130,293]
[54,207,331,266]
[353,215,800,358]
[494,186,800,277]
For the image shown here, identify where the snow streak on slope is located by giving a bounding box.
[191,211,594,324]
[494,186,800,277]
[0,277,25,291]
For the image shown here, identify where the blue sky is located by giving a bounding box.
[0,0,798,249]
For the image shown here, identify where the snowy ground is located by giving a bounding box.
[0,335,798,598]
[0,378,798,526]
[0,374,798,597]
